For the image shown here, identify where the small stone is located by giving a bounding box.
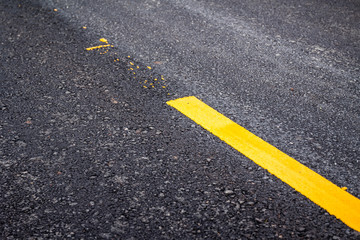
[224,190,234,195]
[297,227,306,232]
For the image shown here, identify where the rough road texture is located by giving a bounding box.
[1,0,359,239]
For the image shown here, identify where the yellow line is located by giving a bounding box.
[86,44,111,51]
[167,96,360,232]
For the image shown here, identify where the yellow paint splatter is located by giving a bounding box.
[100,49,109,54]
[86,44,111,51]
[342,187,348,191]
[130,68,133,70]
[136,66,140,69]
[147,66,152,70]
[129,62,134,65]
[54,9,58,12]
[86,38,112,51]
[82,26,87,29]
[99,38,108,43]
[128,56,131,58]
[154,78,158,81]
[143,86,148,88]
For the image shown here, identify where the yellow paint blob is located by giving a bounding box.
[99,38,108,43]
[147,66,152,70]
[129,62,134,65]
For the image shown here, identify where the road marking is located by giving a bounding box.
[167,96,360,232]
[86,38,113,51]
[86,44,111,51]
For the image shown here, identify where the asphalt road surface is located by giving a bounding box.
[1,0,359,239]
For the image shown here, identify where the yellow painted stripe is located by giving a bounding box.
[86,44,111,51]
[167,96,360,232]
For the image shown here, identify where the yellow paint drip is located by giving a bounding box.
[99,38,108,43]
[86,44,111,51]
[167,96,360,232]
[86,38,112,51]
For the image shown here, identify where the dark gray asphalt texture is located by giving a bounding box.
[1,0,359,239]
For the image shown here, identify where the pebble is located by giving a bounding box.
[224,190,234,195]
[297,227,306,232]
